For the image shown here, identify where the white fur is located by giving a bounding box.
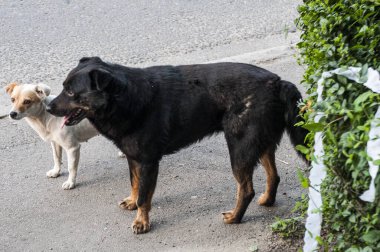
[8,83,99,189]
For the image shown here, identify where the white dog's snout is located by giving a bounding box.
[9,111,18,119]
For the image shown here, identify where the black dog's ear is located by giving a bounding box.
[89,68,113,91]
[79,57,102,64]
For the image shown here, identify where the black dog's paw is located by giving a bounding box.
[118,197,137,210]
[222,211,241,224]
[131,219,150,234]
[257,193,276,206]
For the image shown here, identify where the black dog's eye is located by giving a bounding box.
[23,99,31,105]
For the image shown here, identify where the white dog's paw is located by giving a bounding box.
[46,169,60,178]
[62,180,75,190]
[118,151,126,158]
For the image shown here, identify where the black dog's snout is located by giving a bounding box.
[46,99,67,117]
[46,103,55,114]
[9,111,17,119]
[46,101,63,116]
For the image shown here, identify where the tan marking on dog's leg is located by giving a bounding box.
[46,142,62,178]
[131,162,158,234]
[119,157,140,210]
[222,165,255,224]
[258,150,280,206]
[222,179,254,224]
[131,201,151,234]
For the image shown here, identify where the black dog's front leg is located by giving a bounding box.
[131,161,159,234]
[119,156,140,210]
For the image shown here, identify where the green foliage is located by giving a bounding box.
[271,194,308,239]
[297,0,380,250]
[271,216,304,239]
[315,71,380,250]
[297,0,380,92]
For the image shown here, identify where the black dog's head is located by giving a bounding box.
[47,57,119,126]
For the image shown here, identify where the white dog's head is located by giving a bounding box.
[5,83,51,120]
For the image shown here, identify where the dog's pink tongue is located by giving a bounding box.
[61,116,69,129]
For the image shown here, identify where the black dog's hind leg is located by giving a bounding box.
[258,147,280,206]
[222,167,255,224]
[222,134,257,224]
[119,156,140,210]
[132,161,159,234]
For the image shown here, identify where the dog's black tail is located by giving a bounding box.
[279,80,309,162]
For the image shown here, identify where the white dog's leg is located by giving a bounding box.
[46,142,62,178]
[62,145,80,190]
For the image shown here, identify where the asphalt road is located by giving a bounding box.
[0,0,300,89]
[0,1,306,251]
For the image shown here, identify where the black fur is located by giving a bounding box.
[48,57,308,233]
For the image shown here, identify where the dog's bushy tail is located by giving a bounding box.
[279,80,309,162]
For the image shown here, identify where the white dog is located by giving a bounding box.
[5,82,100,189]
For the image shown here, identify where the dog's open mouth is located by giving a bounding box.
[61,108,86,127]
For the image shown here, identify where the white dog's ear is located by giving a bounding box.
[35,84,51,98]
[4,82,18,95]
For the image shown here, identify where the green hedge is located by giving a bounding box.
[296,0,380,250]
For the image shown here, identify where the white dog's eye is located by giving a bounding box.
[23,99,31,105]
[11,98,15,103]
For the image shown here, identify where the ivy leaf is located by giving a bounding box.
[362,247,373,252]
[353,91,372,107]
[372,159,380,166]
[302,122,324,132]
[295,145,310,155]
[362,230,380,244]
[342,209,351,217]
[337,86,345,95]
[361,63,369,76]
[337,75,348,85]
[297,170,310,188]
[346,248,360,252]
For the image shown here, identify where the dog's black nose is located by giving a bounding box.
[9,111,17,119]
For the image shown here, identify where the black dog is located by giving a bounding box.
[47,57,308,234]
